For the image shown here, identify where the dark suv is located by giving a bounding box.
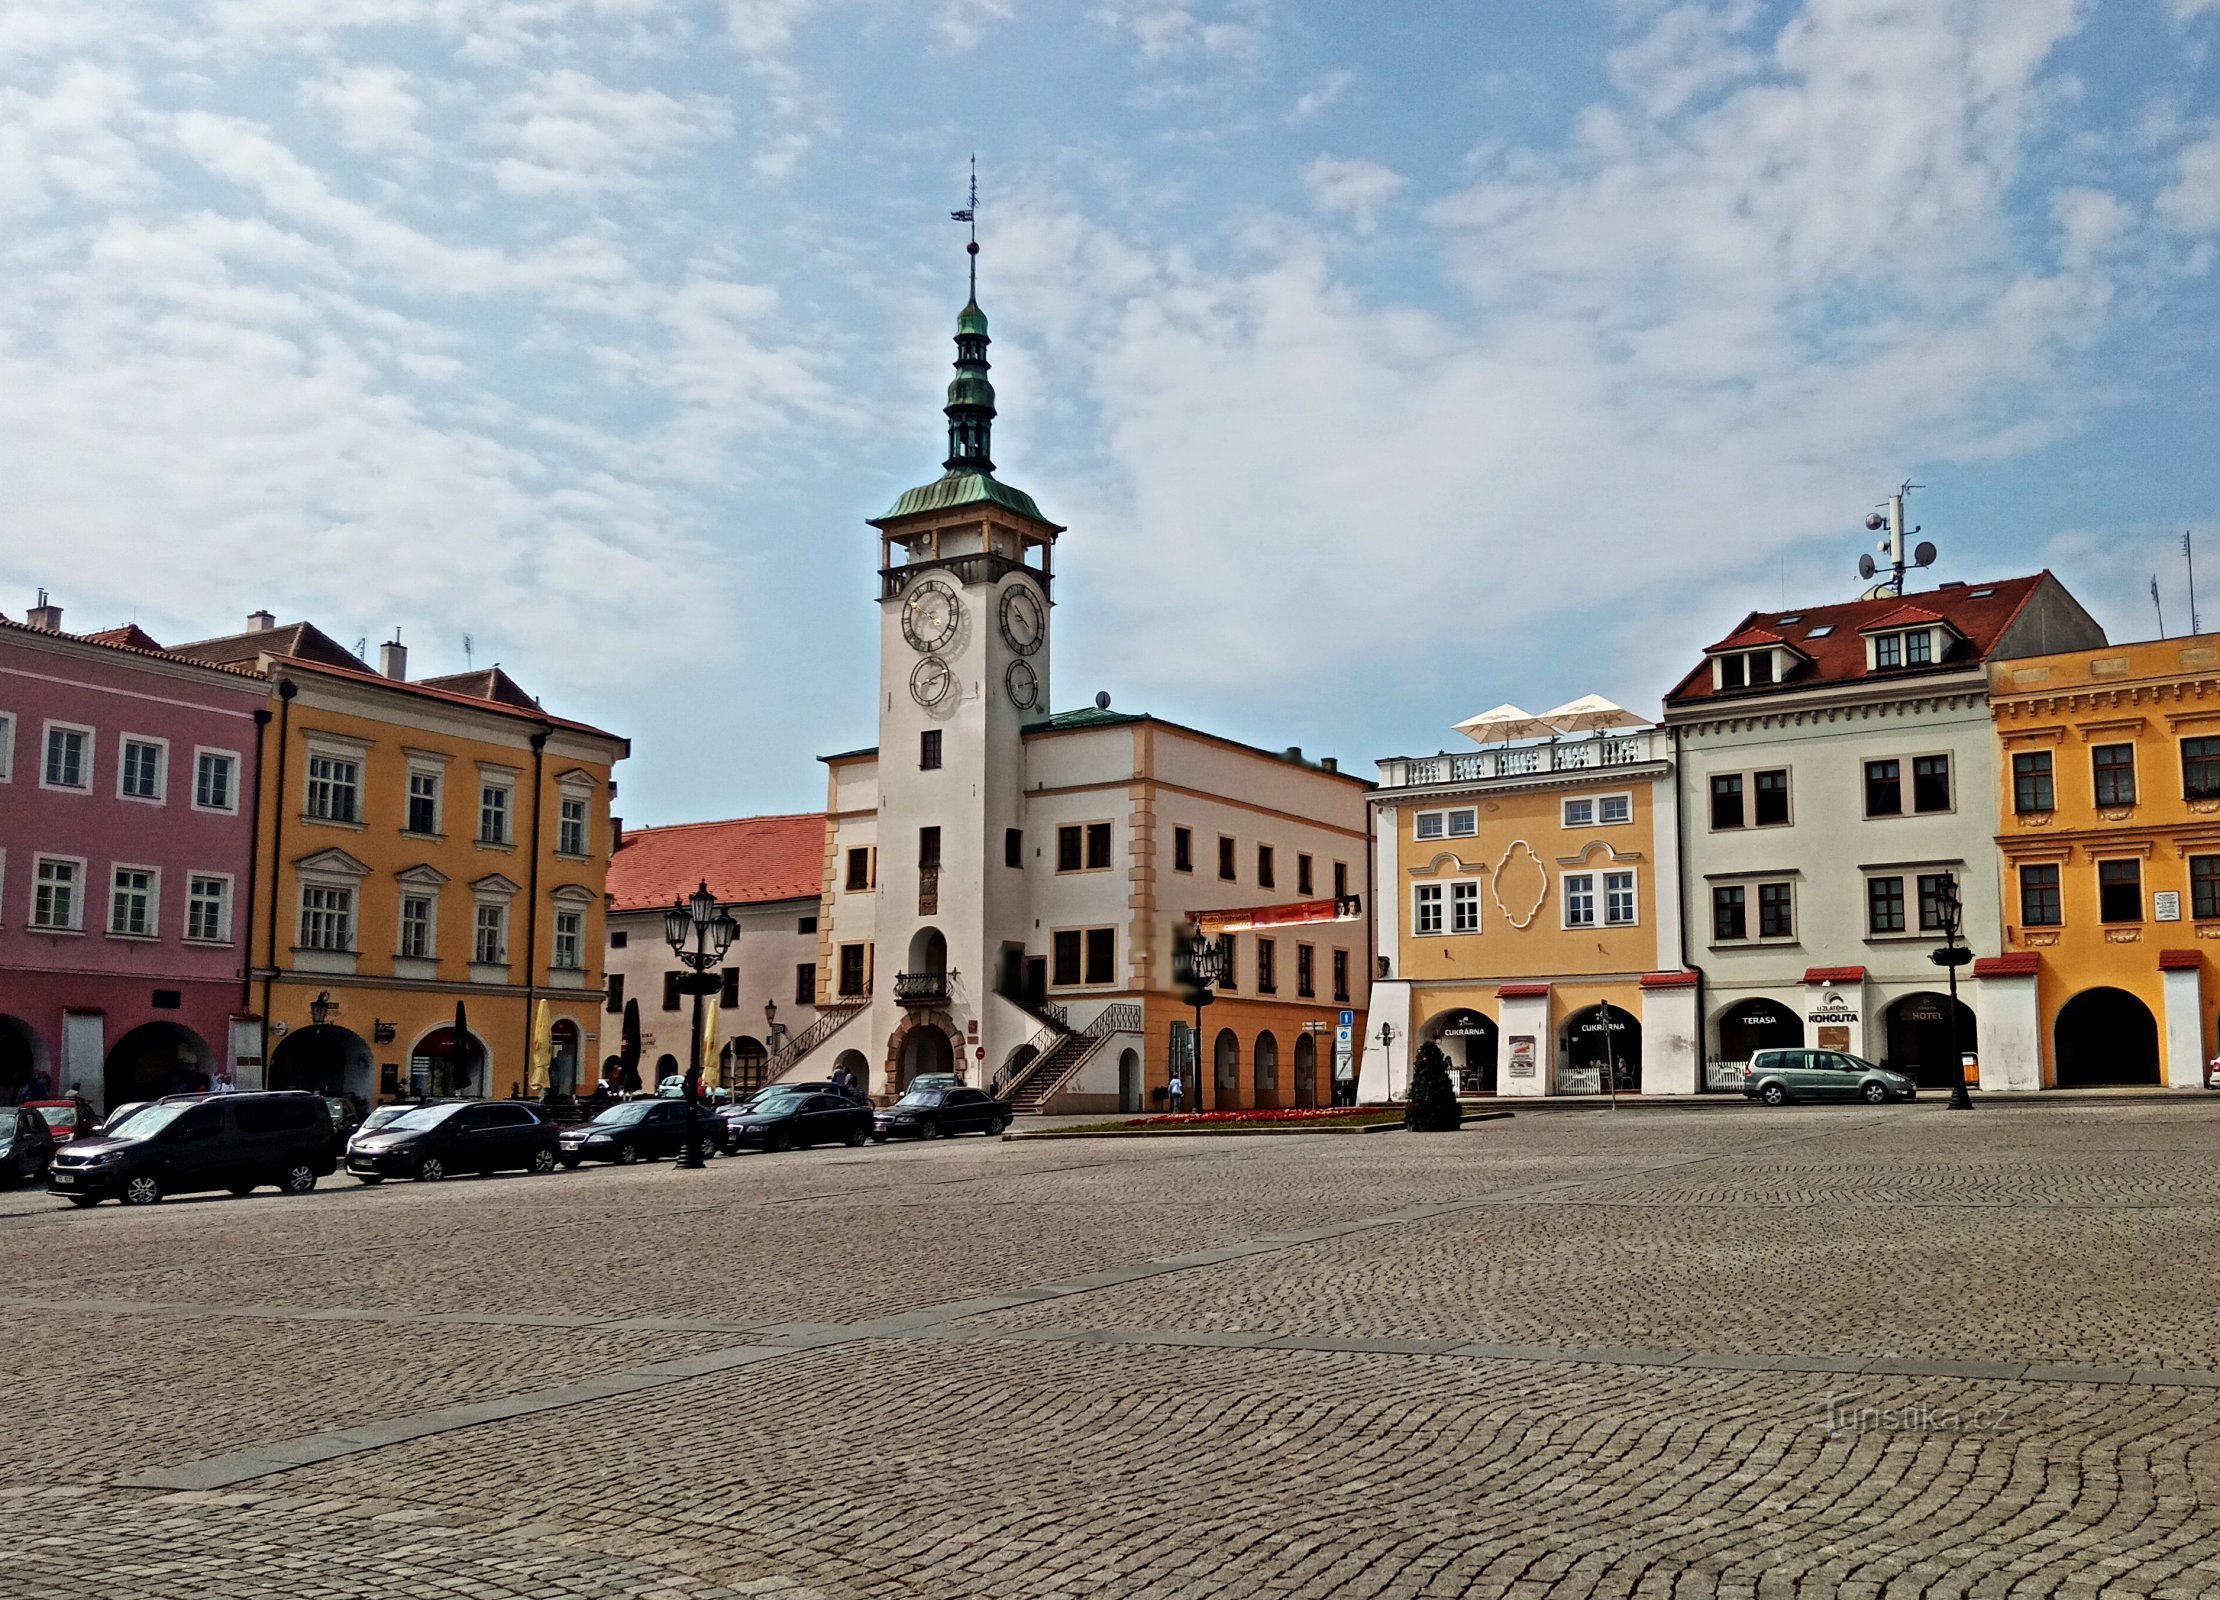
[48,1092,339,1207]
[345,1100,559,1183]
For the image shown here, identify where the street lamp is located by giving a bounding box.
[663,880,739,1167]
[1931,873,1975,1111]
[1376,1021,1399,1106]
[1176,928,1227,1111]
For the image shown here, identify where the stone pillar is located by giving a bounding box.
[1638,975,1700,1095]
[1357,980,1409,1103]
[1496,985,1552,1096]
[1970,955,2042,1091]
[2159,951,2206,1090]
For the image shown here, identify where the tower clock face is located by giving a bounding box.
[999,585,1045,656]
[1004,658,1040,711]
[910,655,954,708]
[902,580,962,653]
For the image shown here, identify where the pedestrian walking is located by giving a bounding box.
[1168,1072,1184,1113]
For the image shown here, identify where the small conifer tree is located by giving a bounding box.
[1404,1041,1462,1132]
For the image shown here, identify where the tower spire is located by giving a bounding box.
[943,156,994,473]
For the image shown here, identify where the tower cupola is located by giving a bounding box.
[944,299,996,472]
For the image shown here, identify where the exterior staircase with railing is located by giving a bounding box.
[998,1002,1143,1113]
[762,993,869,1081]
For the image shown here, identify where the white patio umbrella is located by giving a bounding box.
[1452,703,1560,746]
[1539,693,1648,735]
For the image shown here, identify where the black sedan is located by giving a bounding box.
[0,1107,57,1186]
[559,1098,719,1167]
[872,1085,1011,1141]
[345,1099,559,1182]
[722,1090,871,1153]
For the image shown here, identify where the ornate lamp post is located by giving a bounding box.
[1376,1020,1399,1105]
[1931,873,1975,1111]
[1184,930,1227,1111]
[663,880,739,1168]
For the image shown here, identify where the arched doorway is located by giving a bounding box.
[897,1025,955,1089]
[2054,988,2160,1087]
[549,1019,581,1094]
[104,1021,214,1106]
[1253,1032,1279,1108]
[1213,1028,1239,1109]
[1715,999,1802,1066]
[1426,1009,1499,1094]
[653,1051,679,1086]
[722,1035,769,1094]
[1884,991,1978,1090]
[908,926,947,975]
[408,1025,487,1099]
[0,1015,47,1103]
[832,1049,870,1096]
[1560,1003,1641,1093]
[1293,1032,1318,1108]
[272,1024,374,1102]
[1118,1048,1141,1112]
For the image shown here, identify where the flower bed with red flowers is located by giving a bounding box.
[1124,1107,1396,1128]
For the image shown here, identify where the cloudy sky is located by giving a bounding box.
[4,0,2217,823]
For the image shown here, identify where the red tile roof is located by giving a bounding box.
[1802,966,1867,985]
[1974,953,2041,977]
[2158,949,2204,971]
[1639,971,1699,989]
[607,813,827,912]
[1495,982,1551,999]
[83,624,166,652]
[1858,603,1952,633]
[1704,625,1793,652]
[1668,575,2053,705]
[166,620,367,672]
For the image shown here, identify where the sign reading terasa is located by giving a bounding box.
[1192,895,1364,935]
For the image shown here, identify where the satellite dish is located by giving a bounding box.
[1094,691,1111,711]
[1865,512,1885,531]
[1913,540,1937,568]
[1857,553,1877,580]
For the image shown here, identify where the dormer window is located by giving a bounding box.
[1714,649,1777,690]
[1871,628,1934,669]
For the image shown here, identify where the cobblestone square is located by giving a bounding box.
[4,1098,2220,1598]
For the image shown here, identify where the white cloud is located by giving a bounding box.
[302,65,432,158]
[2159,127,2220,232]
[1287,68,1352,124]
[2166,0,2220,24]
[935,0,1016,51]
[485,68,729,195]
[0,62,153,218]
[1301,155,1405,232]
[1091,0,1270,62]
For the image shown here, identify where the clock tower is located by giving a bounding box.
[865,289,1063,1091]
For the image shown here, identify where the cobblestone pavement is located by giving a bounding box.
[5,1099,2220,1597]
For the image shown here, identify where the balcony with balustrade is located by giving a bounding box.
[1376,729,1664,792]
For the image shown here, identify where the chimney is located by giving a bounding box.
[247,609,276,632]
[1320,757,1339,773]
[611,816,624,852]
[379,632,408,681]
[1283,746,1303,763]
[26,589,62,633]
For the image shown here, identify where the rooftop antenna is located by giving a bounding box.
[463,632,475,671]
[2152,576,2167,640]
[1856,480,1935,598]
[2185,531,2201,635]
[950,154,978,301]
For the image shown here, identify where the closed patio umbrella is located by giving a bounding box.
[620,999,643,1095]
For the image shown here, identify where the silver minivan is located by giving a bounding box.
[1742,1048,1917,1105]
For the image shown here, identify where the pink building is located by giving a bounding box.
[0,596,267,1110]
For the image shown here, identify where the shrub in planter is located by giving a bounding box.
[1404,1041,1463,1132]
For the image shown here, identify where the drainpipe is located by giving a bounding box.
[520,726,550,1091]
[260,680,298,1069]
[239,708,272,1020]
[1668,721,1708,1090]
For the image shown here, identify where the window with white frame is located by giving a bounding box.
[1414,808,1476,842]
[43,724,89,790]
[1564,794,1632,828]
[119,738,165,801]
[108,867,156,936]
[305,754,360,822]
[479,783,511,845]
[1562,797,1595,827]
[186,875,230,943]
[399,895,434,959]
[553,909,584,970]
[33,857,81,929]
[193,749,237,812]
[1450,880,1480,933]
[406,770,441,835]
[299,883,353,950]
[558,796,588,857]
[1565,873,1597,928]
[1604,870,1636,925]
[1414,882,1444,935]
[474,902,507,964]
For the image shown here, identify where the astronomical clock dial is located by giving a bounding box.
[999,585,1045,656]
[1004,658,1040,711]
[910,655,954,708]
[902,580,962,653]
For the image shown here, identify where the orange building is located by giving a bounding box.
[1988,635,2220,1089]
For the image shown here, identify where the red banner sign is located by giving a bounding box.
[1192,895,1363,935]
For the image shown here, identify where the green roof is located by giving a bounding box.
[957,299,989,337]
[873,469,1060,528]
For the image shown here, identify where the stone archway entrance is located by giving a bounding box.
[409,1025,487,1100]
[549,1019,582,1094]
[2054,988,2160,1087]
[1118,1048,1141,1112]
[1425,1008,1498,1094]
[1884,991,1979,1090]
[1293,1032,1318,1108]
[104,1021,215,1107]
[272,1024,375,1102]
[1213,1029,1239,1110]
[0,1015,47,1103]
[1715,998,1803,1066]
[888,1016,961,1090]
[1559,1004,1641,1093]
[1252,1032,1279,1109]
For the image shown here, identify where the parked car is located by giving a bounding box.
[345,1099,559,1183]
[558,1098,719,1166]
[872,1085,1011,1141]
[22,1100,91,1145]
[96,1101,157,1139]
[1742,1049,1916,1105]
[0,1107,58,1186]
[722,1090,872,1152]
[48,1092,339,1206]
[653,1075,730,1102]
[904,1073,961,1094]
[356,1104,416,1138]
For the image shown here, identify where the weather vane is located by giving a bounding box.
[950,154,978,300]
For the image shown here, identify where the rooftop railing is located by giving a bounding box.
[1378,730,1659,790]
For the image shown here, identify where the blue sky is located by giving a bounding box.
[3,0,2217,825]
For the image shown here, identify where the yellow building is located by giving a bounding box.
[1989,635,2220,1089]
[1362,703,1698,1098]
[166,618,628,1102]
